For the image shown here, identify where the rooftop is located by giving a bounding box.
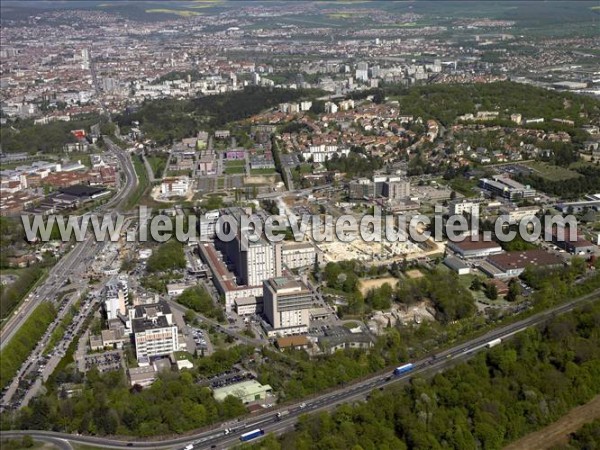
[487,249,564,272]
[276,335,310,348]
[450,236,503,252]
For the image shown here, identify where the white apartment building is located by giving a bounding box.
[263,276,313,337]
[302,144,349,163]
[131,301,179,361]
[281,242,317,269]
[104,277,129,320]
[324,101,339,114]
[242,238,281,287]
[300,101,313,111]
[449,199,480,219]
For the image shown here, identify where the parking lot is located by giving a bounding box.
[84,351,123,373]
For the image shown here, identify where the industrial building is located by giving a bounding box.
[212,380,273,404]
[447,235,504,259]
[482,249,564,278]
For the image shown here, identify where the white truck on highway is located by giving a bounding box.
[486,338,502,348]
[276,410,290,421]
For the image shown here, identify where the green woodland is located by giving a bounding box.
[145,241,186,273]
[116,87,324,145]
[250,301,600,450]
[177,286,224,322]
[563,418,600,449]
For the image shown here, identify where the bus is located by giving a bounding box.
[240,429,265,442]
[393,363,414,376]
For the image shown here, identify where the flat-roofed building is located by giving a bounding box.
[479,176,536,200]
[447,236,504,259]
[198,242,264,312]
[552,231,597,256]
[499,205,540,224]
[212,380,273,404]
[443,256,471,275]
[449,199,480,219]
[483,249,564,278]
[131,301,179,361]
[235,296,262,316]
[276,335,310,351]
[128,366,157,387]
[263,276,313,336]
[281,242,317,269]
[215,207,282,288]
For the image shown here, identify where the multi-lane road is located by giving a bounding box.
[2,288,598,450]
[0,138,137,350]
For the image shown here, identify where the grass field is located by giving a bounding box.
[224,161,246,175]
[524,161,581,181]
[146,153,168,179]
[250,168,276,175]
[448,177,478,198]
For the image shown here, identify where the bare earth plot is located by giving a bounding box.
[503,394,600,450]
[359,277,399,295]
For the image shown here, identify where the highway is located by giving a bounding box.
[0,138,137,350]
[2,288,598,450]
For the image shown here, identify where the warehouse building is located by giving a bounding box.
[212,380,273,404]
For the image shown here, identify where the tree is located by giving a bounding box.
[184,309,196,324]
[485,283,498,300]
[470,278,482,291]
[506,279,521,302]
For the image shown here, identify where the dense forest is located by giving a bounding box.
[251,301,600,450]
[115,87,325,145]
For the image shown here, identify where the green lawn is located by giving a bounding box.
[124,154,149,210]
[250,168,276,175]
[448,178,478,198]
[524,161,581,181]
[146,153,169,178]
[224,165,246,175]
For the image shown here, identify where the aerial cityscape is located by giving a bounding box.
[0,1,599,449]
